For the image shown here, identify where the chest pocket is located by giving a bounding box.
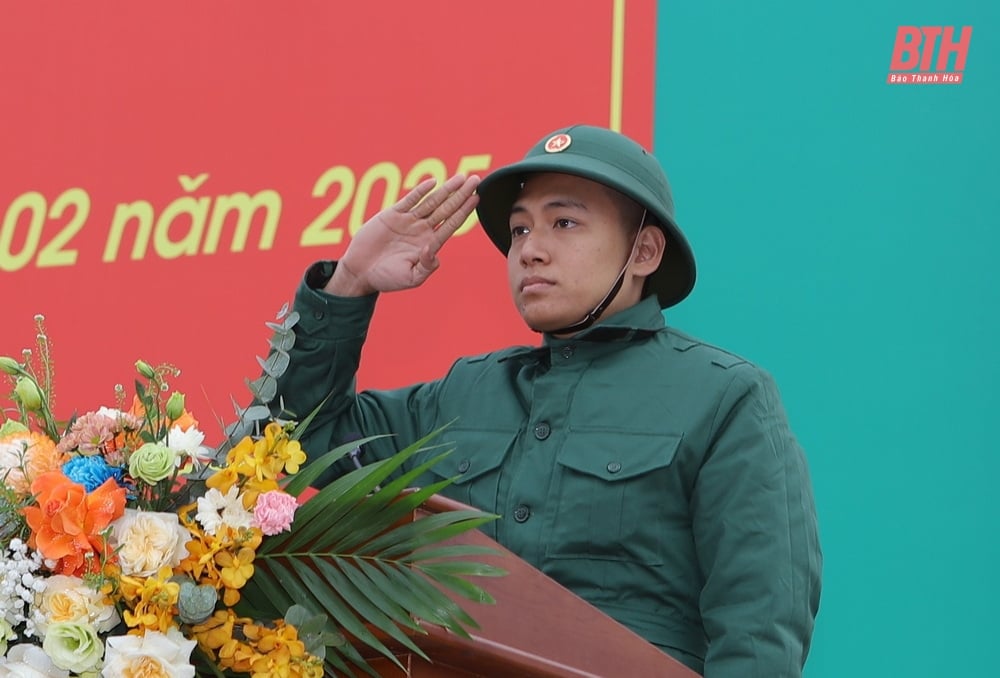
[425,429,517,525]
[546,430,683,565]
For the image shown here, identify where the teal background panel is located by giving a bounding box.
[654,2,999,676]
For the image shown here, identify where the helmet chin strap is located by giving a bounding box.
[546,209,647,337]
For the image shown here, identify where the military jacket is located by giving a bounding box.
[274,266,822,677]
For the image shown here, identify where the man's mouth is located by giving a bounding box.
[520,276,555,293]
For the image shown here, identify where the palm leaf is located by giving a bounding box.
[281,434,391,496]
[241,426,504,676]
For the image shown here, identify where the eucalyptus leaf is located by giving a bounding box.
[239,404,272,424]
[246,375,277,404]
[284,604,325,632]
[256,351,290,378]
[268,331,296,352]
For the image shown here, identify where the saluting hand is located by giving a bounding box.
[324,174,481,296]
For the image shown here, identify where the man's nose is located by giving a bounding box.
[518,229,550,265]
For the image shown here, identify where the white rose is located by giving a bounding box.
[0,642,71,677]
[108,510,191,577]
[33,575,120,635]
[102,629,195,678]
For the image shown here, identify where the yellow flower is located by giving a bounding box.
[194,614,322,678]
[233,424,309,483]
[241,476,279,507]
[212,615,261,673]
[205,465,240,494]
[190,609,235,652]
[175,509,225,585]
[251,653,324,678]
[233,525,263,551]
[118,567,179,633]
[219,639,260,673]
[225,436,257,476]
[215,545,256,606]
[277,439,306,475]
[218,556,252,589]
[264,423,307,475]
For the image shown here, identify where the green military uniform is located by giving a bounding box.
[275,269,821,677]
[274,125,821,676]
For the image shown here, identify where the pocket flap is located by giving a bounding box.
[430,429,516,484]
[556,430,683,482]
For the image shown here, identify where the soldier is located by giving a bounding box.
[275,125,822,676]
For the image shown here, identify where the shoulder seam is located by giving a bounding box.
[665,328,754,369]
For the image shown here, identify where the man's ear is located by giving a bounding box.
[632,225,666,275]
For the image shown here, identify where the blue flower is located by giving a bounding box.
[62,455,126,492]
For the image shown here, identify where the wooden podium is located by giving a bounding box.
[360,494,701,677]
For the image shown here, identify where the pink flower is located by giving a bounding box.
[56,412,116,456]
[251,490,297,536]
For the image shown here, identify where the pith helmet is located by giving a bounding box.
[476,125,696,308]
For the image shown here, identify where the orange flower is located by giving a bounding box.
[0,431,66,496]
[22,472,127,576]
[118,567,179,633]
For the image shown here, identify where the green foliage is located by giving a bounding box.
[240,427,506,676]
[213,304,507,676]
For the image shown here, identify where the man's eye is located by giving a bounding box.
[555,218,577,228]
[510,225,529,238]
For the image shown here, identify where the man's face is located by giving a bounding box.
[506,173,644,334]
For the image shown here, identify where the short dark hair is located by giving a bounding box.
[600,184,655,234]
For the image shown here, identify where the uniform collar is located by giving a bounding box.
[500,296,665,364]
[543,295,665,344]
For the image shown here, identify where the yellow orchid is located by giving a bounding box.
[118,567,179,633]
[190,609,235,651]
[205,465,240,494]
[216,545,256,605]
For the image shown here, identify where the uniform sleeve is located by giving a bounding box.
[271,262,442,485]
[691,365,822,678]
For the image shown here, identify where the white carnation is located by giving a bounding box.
[195,486,252,536]
[161,426,212,470]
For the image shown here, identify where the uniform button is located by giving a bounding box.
[561,345,575,359]
[312,309,325,320]
[512,505,531,523]
[533,422,551,440]
[457,459,471,474]
[606,461,622,474]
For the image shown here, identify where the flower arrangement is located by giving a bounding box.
[1,313,502,677]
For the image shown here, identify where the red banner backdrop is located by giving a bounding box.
[1,1,655,437]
